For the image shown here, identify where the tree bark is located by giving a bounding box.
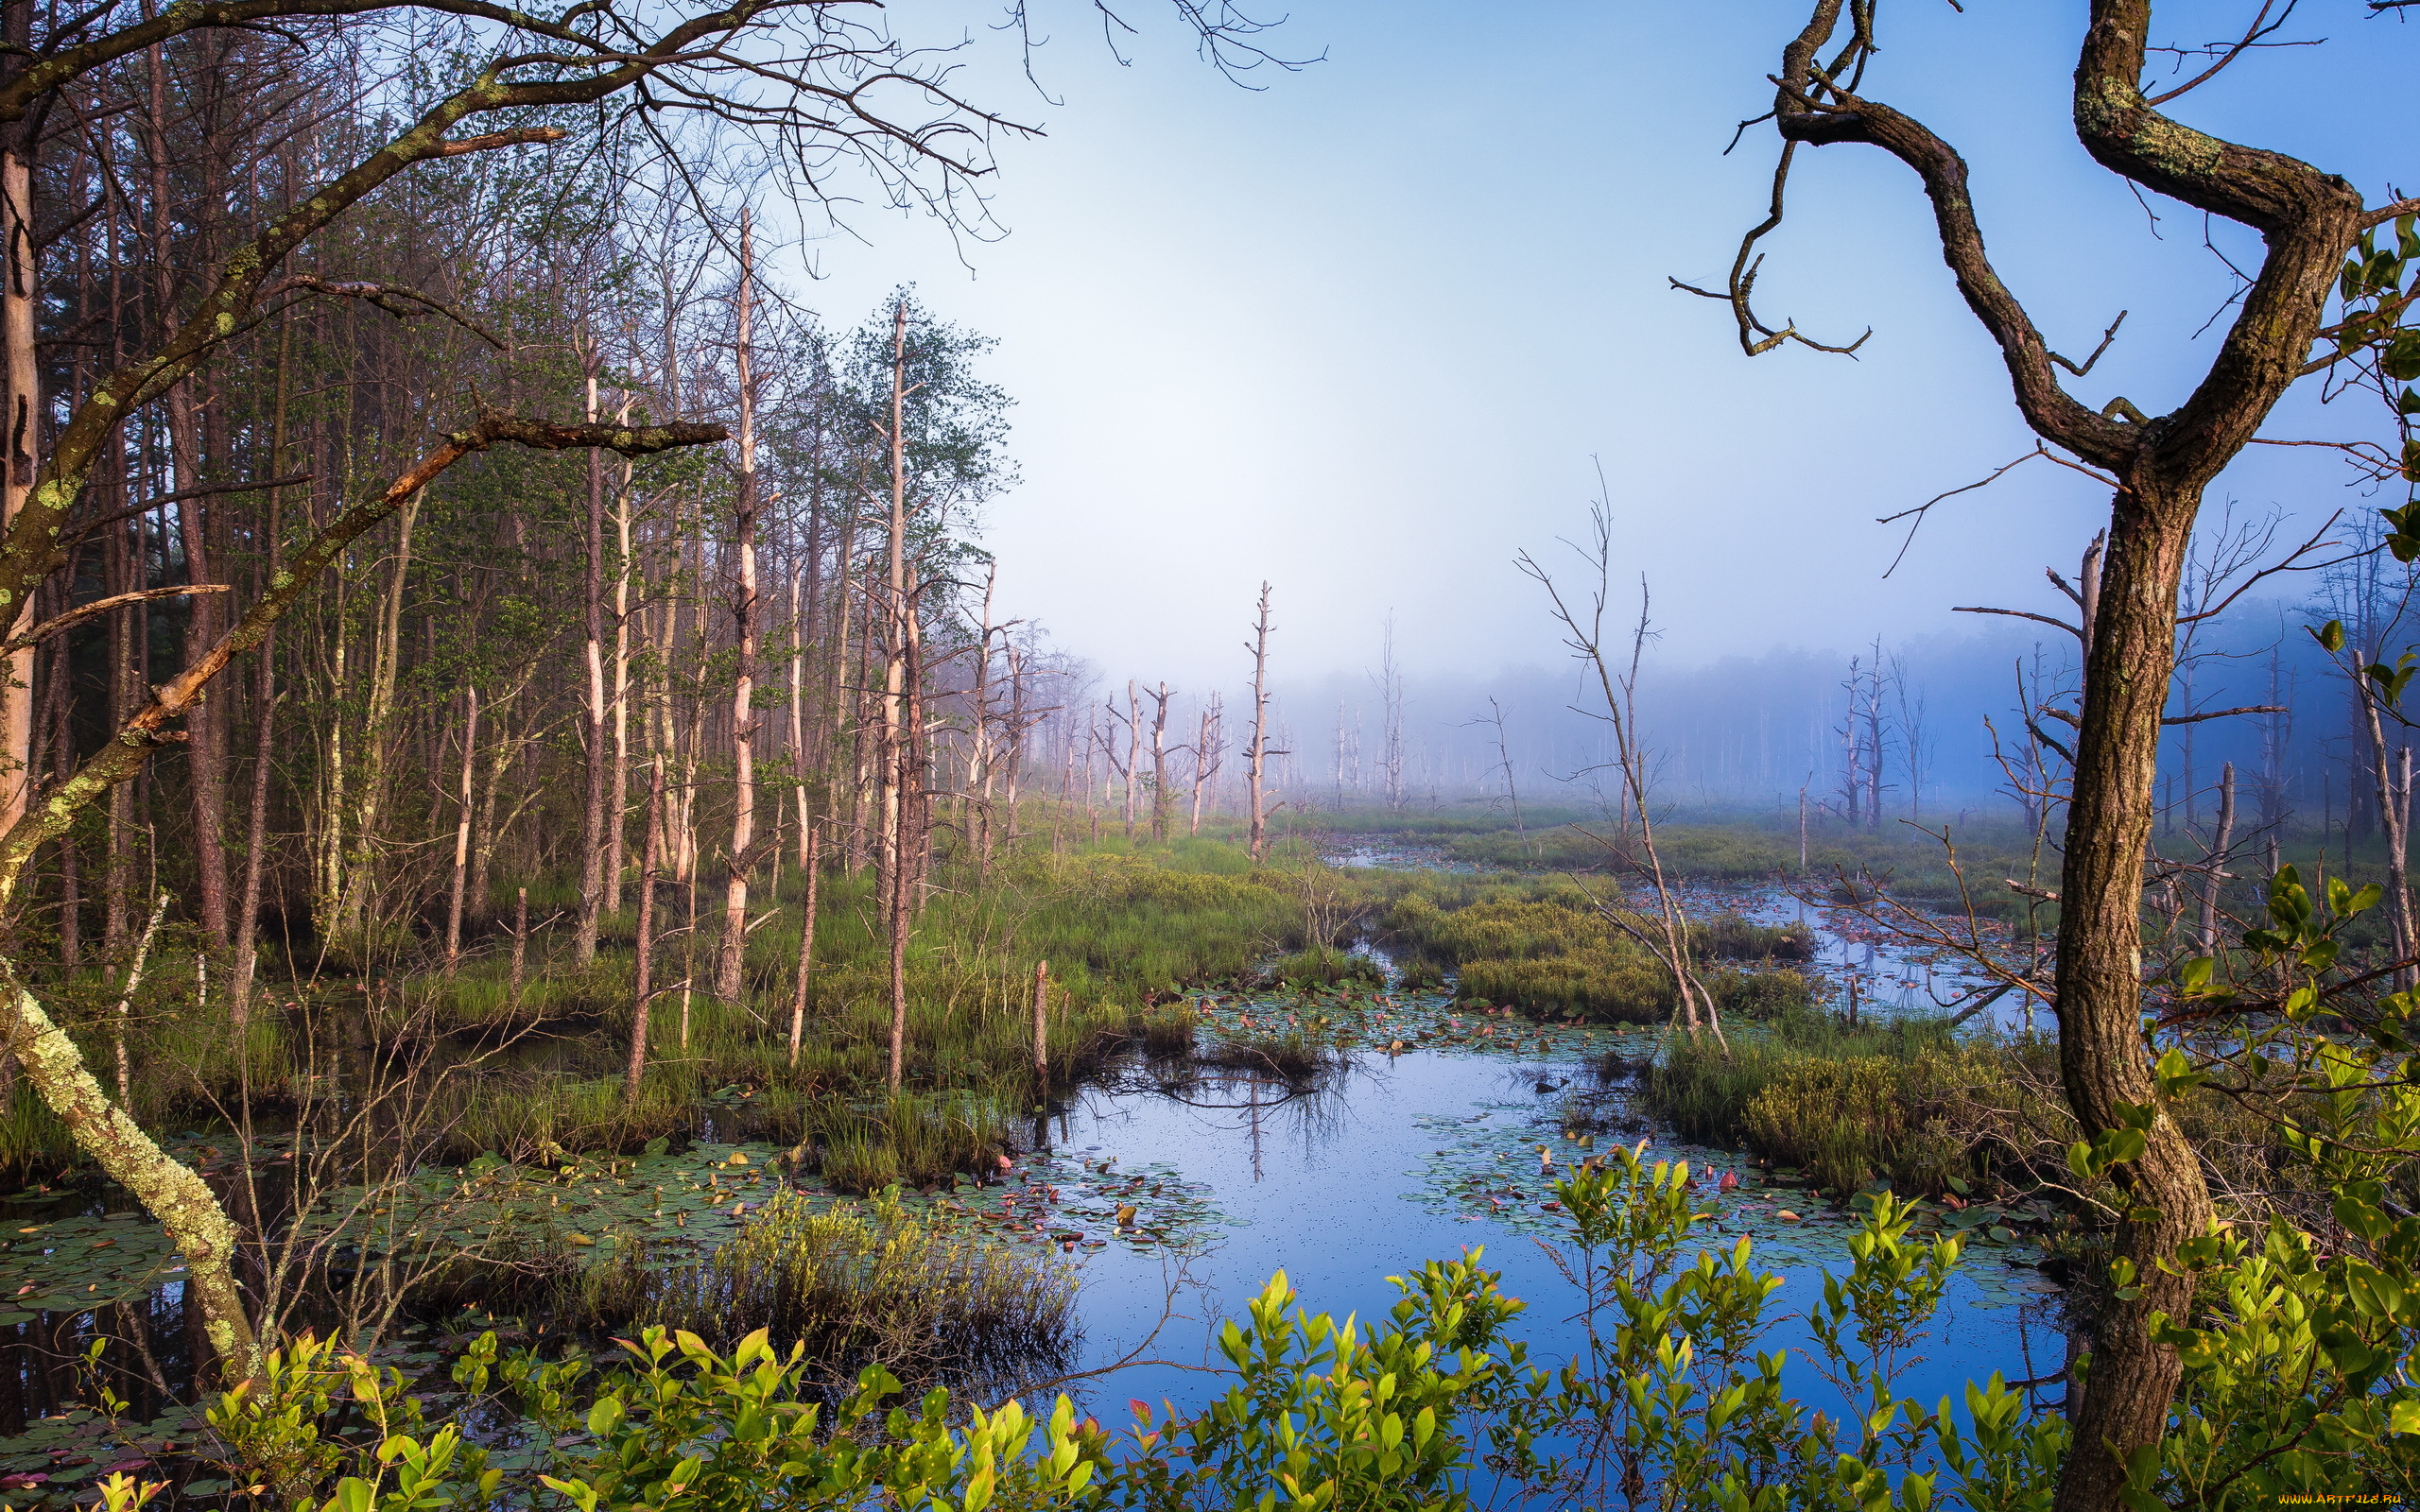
[575,352,608,966]
[1735,9,2374,1501]
[716,214,759,1003]
[626,756,664,1106]
[787,816,818,1066]
[1030,957,1049,1095]
[2197,762,2235,954]
[879,301,912,1090]
[1246,584,1274,861]
[443,688,477,969]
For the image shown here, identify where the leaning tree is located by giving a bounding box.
[1685,4,2420,1506]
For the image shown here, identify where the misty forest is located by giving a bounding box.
[0,1,2407,1510]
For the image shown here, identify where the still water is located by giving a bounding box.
[1036,1010,2070,1438]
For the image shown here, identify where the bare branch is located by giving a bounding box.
[0,585,231,657]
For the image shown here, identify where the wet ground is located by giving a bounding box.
[0,860,2072,1502]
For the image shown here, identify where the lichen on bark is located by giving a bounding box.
[0,969,261,1383]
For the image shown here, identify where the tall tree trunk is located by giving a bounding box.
[1122,680,1139,842]
[1148,681,1172,843]
[171,394,229,947]
[443,688,477,969]
[626,757,663,1106]
[0,79,31,841]
[229,322,291,1023]
[2197,762,2235,954]
[789,568,810,869]
[716,215,759,1003]
[2052,494,2217,1508]
[575,351,608,965]
[1246,583,1273,862]
[787,816,818,1066]
[879,301,911,1089]
[607,398,635,917]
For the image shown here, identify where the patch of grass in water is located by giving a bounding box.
[573,1187,1076,1394]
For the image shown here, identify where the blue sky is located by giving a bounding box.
[770,1,2418,687]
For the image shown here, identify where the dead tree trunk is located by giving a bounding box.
[788,816,819,1066]
[626,756,665,1107]
[716,213,761,1004]
[2197,761,2235,954]
[1030,957,1049,1094]
[443,688,477,969]
[1147,680,1173,843]
[1246,584,1275,862]
[575,349,609,966]
[879,301,913,1091]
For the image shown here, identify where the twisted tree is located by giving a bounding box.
[1685,5,2419,1505]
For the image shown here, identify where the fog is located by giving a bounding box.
[751,2,2416,818]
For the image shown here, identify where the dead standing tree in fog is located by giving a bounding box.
[1680,4,2420,1500]
[1374,614,1408,813]
[1471,695,1530,857]
[1190,692,1225,835]
[1245,583,1277,861]
[1146,680,1175,842]
[1519,506,1727,1055]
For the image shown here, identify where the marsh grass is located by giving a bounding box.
[1641,1011,2072,1196]
[1197,1027,1337,1085]
[0,1086,70,1177]
[1132,1008,1199,1059]
[1260,946,1383,990]
[573,1188,1077,1395]
[1374,879,1816,1023]
[0,839,1308,1182]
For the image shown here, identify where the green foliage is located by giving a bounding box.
[1115,1257,1530,1511]
[170,1119,2420,1509]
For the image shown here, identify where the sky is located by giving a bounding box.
[755,1,2419,695]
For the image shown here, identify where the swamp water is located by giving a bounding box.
[1035,983,2066,1429]
[0,882,2069,1502]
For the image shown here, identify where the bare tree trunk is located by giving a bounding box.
[1122,679,1139,842]
[1004,649,1028,852]
[510,887,527,1001]
[443,689,478,969]
[606,399,635,917]
[2197,762,2234,953]
[575,350,608,965]
[1030,957,1049,1095]
[788,568,809,868]
[880,301,912,1091]
[716,215,761,1003]
[1147,681,1173,842]
[0,101,34,840]
[968,565,995,878]
[2053,492,2217,1507]
[787,816,819,1066]
[626,758,664,1106]
[229,327,291,1024]
[1246,584,1274,861]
